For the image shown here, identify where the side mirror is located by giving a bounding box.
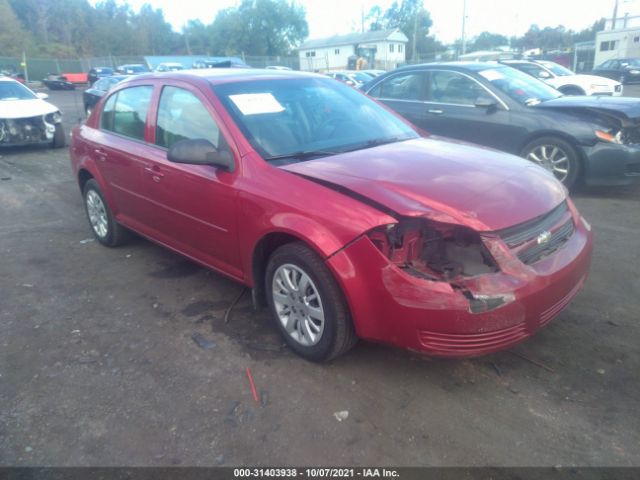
[167,139,235,172]
[37,92,49,100]
[474,95,498,110]
[538,71,552,79]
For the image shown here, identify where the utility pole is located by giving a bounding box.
[412,11,418,62]
[612,0,619,29]
[461,0,467,55]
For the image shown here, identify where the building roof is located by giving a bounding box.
[298,29,408,50]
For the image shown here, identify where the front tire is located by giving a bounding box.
[520,136,581,189]
[265,242,357,362]
[559,86,585,96]
[51,124,66,148]
[83,179,129,247]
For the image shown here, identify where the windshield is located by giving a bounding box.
[214,77,418,161]
[621,59,640,67]
[478,66,561,105]
[541,62,574,76]
[0,81,37,101]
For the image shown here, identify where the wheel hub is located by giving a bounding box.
[272,264,325,347]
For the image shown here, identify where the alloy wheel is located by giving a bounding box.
[272,263,325,346]
[86,190,109,238]
[526,145,569,183]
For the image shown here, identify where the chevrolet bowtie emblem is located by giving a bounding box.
[536,230,552,245]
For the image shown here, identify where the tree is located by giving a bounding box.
[0,0,33,56]
[208,0,308,57]
[470,31,509,51]
[365,0,433,60]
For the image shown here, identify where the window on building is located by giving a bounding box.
[334,48,340,55]
[600,40,617,51]
[389,44,395,53]
[635,36,639,43]
[305,51,316,57]
[398,44,404,53]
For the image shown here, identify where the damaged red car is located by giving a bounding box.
[69,70,593,361]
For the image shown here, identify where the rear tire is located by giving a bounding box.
[521,136,581,189]
[83,179,129,247]
[265,242,357,362]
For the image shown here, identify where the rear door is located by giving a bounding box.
[91,85,154,226]
[142,82,243,278]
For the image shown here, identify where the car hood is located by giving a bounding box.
[536,95,640,120]
[0,98,58,119]
[281,138,566,232]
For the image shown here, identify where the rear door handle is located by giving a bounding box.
[94,148,107,159]
[427,109,444,115]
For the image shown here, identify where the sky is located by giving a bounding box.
[121,0,635,43]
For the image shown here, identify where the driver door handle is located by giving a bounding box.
[144,165,165,182]
[427,109,444,115]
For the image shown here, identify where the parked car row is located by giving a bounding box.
[69,67,596,362]
[362,62,640,189]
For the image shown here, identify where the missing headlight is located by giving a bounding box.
[368,219,499,281]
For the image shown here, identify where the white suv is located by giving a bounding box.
[501,60,623,96]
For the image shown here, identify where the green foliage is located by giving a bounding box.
[0,0,33,56]
[208,0,309,56]
[470,32,509,51]
[365,0,434,59]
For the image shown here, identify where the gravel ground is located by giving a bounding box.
[0,88,639,467]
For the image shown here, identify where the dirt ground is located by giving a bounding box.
[0,87,639,467]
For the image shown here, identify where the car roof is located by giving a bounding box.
[129,68,324,86]
[0,76,19,83]
[395,61,506,72]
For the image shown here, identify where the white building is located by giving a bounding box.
[595,14,640,66]
[297,29,408,72]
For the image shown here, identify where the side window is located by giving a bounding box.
[369,72,426,101]
[156,86,223,149]
[427,71,487,105]
[100,93,117,131]
[518,64,545,78]
[101,86,153,141]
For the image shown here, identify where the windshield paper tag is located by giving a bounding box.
[479,69,504,81]
[229,93,285,115]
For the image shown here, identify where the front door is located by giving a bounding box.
[143,84,242,278]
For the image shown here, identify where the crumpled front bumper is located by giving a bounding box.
[582,141,640,186]
[326,213,592,358]
[0,115,56,146]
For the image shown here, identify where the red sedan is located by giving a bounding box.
[69,70,593,361]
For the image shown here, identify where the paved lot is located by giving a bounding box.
[1,89,639,467]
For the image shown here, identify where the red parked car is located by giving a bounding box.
[69,70,593,361]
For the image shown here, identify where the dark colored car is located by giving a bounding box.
[115,64,150,75]
[42,73,75,90]
[83,75,127,116]
[592,58,640,84]
[192,58,250,69]
[69,69,592,362]
[88,67,114,86]
[364,62,640,188]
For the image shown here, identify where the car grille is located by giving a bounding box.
[0,116,47,144]
[418,323,528,356]
[497,201,575,265]
[539,275,586,326]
